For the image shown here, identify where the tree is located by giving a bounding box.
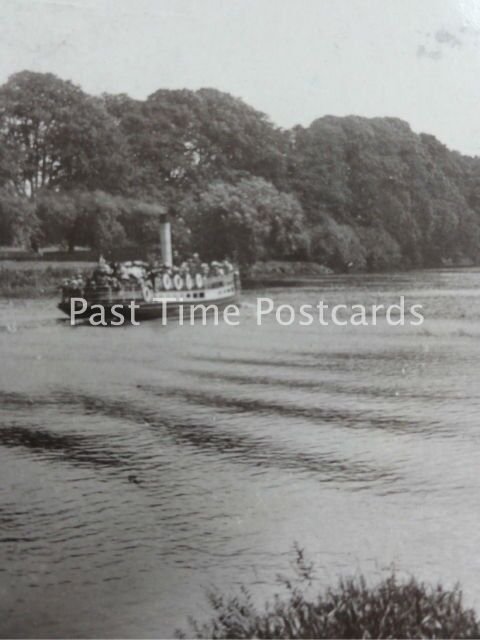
[179,177,307,265]
[3,69,480,270]
[34,190,168,253]
[35,191,78,249]
[104,88,286,198]
[118,199,166,245]
[0,188,38,247]
[0,71,128,198]
[288,115,480,269]
[67,191,126,253]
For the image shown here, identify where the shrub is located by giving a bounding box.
[179,549,480,638]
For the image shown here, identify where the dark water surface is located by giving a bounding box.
[1,269,480,637]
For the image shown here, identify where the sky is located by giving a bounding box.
[1,0,480,154]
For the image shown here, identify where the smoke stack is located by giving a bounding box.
[159,219,173,267]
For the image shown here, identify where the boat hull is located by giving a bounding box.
[59,269,240,324]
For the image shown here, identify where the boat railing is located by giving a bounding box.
[66,270,237,304]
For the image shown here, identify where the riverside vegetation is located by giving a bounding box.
[2,71,480,273]
[0,258,331,297]
[0,262,93,297]
[179,549,480,639]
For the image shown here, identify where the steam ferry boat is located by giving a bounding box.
[58,216,241,322]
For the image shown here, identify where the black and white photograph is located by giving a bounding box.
[2,0,480,637]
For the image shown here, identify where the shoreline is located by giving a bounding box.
[0,262,95,298]
[0,259,334,298]
[0,258,478,298]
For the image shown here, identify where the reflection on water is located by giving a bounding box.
[1,268,480,637]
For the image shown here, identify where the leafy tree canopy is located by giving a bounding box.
[178,176,307,264]
[0,71,128,198]
[2,71,480,271]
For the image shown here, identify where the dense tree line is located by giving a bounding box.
[1,70,480,270]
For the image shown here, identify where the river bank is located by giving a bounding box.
[0,261,95,298]
[0,259,333,298]
[3,254,477,298]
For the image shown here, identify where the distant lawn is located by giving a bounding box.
[0,245,97,262]
[0,260,96,271]
[0,261,95,297]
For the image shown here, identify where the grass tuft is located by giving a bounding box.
[178,548,480,638]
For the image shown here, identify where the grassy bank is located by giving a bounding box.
[241,260,334,287]
[0,259,333,297]
[244,260,333,279]
[179,550,479,639]
[0,262,94,298]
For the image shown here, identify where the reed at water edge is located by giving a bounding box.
[178,547,480,639]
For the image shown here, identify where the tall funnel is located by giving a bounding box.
[160,219,173,267]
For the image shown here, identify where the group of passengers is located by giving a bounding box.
[62,254,234,295]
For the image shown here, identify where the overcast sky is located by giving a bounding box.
[1,0,480,154]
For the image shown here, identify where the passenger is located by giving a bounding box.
[93,264,109,284]
[117,263,130,282]
[96,258,112,276]
[150,254,161,270]
[190,252,202,273]
[211,260,223,275]
[127,264,145,281]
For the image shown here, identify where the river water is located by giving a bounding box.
[1,269,480,637]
